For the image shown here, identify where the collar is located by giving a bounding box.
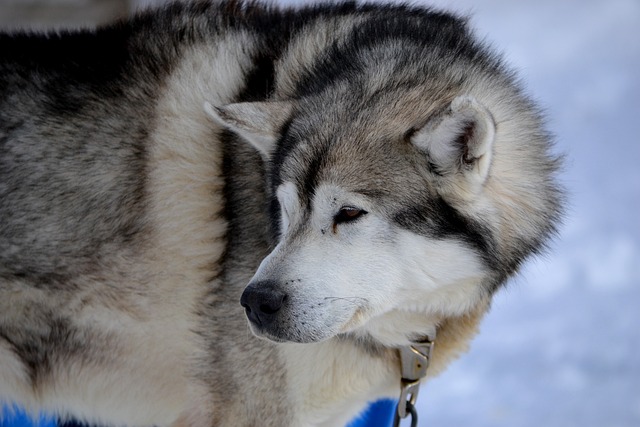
[394,334,435,425]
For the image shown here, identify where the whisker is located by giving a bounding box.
[323,296,369,306]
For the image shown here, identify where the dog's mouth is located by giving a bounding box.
[247,323,293,343]
[241,293,368,344]
[246,316,339,344]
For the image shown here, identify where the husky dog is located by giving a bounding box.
[0,1,563,426]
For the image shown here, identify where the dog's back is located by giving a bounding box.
[1,27,154,279]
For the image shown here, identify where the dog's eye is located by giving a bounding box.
[334,207,367,225]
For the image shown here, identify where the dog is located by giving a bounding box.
[0,1,563,425]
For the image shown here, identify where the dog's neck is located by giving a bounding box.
[276,312,440,426]
[351,309,441,348]
[276,302,496,426]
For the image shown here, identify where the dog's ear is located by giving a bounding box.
[204,101,292,160]
[411,95,496,194]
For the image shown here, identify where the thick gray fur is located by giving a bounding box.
[0,1,563,426]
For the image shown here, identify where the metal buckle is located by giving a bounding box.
[393,337,435,425]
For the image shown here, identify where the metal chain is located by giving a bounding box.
[392,337,435,427]
[392,400,418,427]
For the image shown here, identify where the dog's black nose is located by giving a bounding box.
[240,281,287,327]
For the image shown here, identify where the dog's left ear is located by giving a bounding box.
[411,95,496,194]
[204,101,292,160]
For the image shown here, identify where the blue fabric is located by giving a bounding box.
[2,400,394,427]
[0,406,55,427]
[347,399,396,427]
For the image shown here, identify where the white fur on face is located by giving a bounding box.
[249,183,487,345]
[276,181,299,235]
[355,229,488,346]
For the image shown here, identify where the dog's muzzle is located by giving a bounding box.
[240,281,287,328]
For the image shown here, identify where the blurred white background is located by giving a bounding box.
[1,0,638,426]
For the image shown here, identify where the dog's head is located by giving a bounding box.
[205,84,561,346]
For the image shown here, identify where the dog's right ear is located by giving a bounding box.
[204,101,292,160]
[410,95,496,197]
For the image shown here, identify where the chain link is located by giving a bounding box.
[392,400,418,427]
[393,337,434,427]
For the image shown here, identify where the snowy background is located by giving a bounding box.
[2,0,640,426]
